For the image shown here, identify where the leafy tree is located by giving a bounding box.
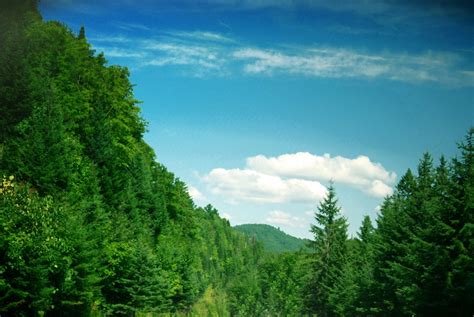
[259,252,305,316]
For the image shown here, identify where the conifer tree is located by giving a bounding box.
[305,184,349,317]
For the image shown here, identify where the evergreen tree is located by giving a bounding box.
[449,128,474,315]
[305,184,349,317]
[371,140,474,316]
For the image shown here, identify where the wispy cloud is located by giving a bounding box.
[142,41,227,75]
[163,30,236,43]
[233,47,387,78]
[233,47,474,85]
[89,33,229,76]
[87,29,473,85]
[112,22,151,31]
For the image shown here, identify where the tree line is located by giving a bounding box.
[1,1,472,316]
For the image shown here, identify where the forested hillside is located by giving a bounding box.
[1,1,473,316]
[234,224,309,253]
[0,2,263,315]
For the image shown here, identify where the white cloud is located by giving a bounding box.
[87,28,472,85]
[142,41,226,75]
[233,47,388,78]
[188,186,206,202]
[367,180,393,197]
[233,47,472,85]
[203,168,327,204]
[247,152,396,198]
[164,30,235,43]
[113,22,151,31]
[266,210,308,228]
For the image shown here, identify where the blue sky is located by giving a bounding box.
[40,0,473,238]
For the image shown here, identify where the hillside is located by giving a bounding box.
[234,224,310,253]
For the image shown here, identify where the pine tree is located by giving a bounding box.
[371,140,474,316]
[449,128,474,315]
[305,184,349,317]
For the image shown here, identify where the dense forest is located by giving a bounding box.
[1,1,473,316]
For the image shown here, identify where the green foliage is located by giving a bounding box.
[258,252,306,316]
[369,132,474,316]
[0,2,264,315]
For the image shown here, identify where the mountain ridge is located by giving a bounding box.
[234,223,310,253]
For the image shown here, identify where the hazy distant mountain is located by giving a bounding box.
[234,224,310,253]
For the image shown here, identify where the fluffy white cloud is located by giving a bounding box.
[247,152,396,198]
[265,210,308,228]
[203,168,327,204]
[202,152,395,205]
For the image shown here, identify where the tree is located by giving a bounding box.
[449,128,474,315]
[305,184,349,317]
[371,138,474,316]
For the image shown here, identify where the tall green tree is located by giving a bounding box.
[449,128,474,315]
[305,184,349,317]
[328,215,378,317]
[371,134,474,316]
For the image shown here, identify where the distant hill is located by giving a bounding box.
[234,224,310,253]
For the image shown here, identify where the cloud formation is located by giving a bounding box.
[143,41,226,73]
[234,47,473,85]
[163,30,235,43]
[202,152,395,204]
[203,168,327,204]
[87,28,473,86]
[247,152,396,197]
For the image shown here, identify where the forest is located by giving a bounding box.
[0,1,473,316]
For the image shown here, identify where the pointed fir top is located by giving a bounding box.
[396,168,416,196]
[78,26,86,40]
[357,215,374,243]
[458,127,474,168]
[315,183,342,226]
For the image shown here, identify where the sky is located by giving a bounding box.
[40,0,473,238]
